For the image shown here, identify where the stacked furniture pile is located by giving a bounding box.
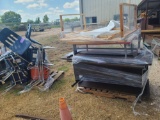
[60,3,153,103]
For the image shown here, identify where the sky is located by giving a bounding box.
[0,0,80,22]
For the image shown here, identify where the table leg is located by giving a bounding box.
[124,44,127,58]
[86,45,88,51]
[73,45,77,55]
[131,43,133,55]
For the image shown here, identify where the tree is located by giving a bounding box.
[64,18,70,22]
[1,11,21,23]
[71,17,79,21]
[0,16,2,23]
[43,14,49,23]
[35,17,41,24]
[27,19,34,24]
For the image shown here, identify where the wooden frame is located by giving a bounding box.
[59,14,86,31]
[60,3,138,46]
[119,3,137,37]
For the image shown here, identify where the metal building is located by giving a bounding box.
[79,0,141,24]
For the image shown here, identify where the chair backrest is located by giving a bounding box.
[0,28,31,55]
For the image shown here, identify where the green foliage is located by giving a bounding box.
[27,19,34,24]
[43,14,49,23]
[64,18,70,22]
[64,17,80,22]
[9,24,25,31]
[1,11,21,23]
[71,17,79,21]
[0,16,2,23]
[35,17,41,24]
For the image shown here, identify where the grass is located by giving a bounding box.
[58,65,69,72]
[52,25,60,28]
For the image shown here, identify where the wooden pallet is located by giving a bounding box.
[81,87,136,102]
[78,81,145,102]
[36,71,64,89]
[18,71,64,94]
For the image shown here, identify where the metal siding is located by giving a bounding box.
[100,0,103,23]
[81,0,141,24]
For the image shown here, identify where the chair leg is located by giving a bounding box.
[131,43,133,55]
[73,45,77,55]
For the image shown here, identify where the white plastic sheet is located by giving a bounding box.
[80,20,120,37]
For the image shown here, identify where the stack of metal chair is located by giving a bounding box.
[0,24,55,93]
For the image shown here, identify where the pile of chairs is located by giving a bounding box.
[0,24,57,93]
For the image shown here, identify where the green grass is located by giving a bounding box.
[53,25,60,28]
[50,77,66,91]
[58,65,69,72]
[0,80,13,92]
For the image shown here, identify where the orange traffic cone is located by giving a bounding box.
[59,98,72,120]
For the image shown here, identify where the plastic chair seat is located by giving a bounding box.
[0,28,31,55]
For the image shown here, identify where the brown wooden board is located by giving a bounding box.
[82,87,136,102]
[141,30,160,34]
[78,81,150,102]
[37,71,64,88]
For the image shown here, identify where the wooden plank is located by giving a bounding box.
[97,32,120,39]
[141,30,160,34]
[79,81,142,95]
[107,32,121,40]
[121,3,137,7]
[59,14,86,31]
[134,6,138,29]
[120,4,124,37]
[82,87,136,102]
[53,71,64,81]
[36,71,64,90]
[60,15,63,31]
[60,29,136,45]
[66,40,131,45]
[119,3,137,37]
[60,14,84,16]
[83,14,87,30]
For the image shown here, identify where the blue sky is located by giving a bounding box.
[0,0,79,22]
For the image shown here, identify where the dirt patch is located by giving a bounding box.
[0,28,160,120]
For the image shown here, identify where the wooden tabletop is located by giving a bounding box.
[141,29,160,34]
[60,33,131,45]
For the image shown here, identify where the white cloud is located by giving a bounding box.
[48,7,64,15]
[63,0,79,8]
[44,12,52,15]
[0,9,10,15]
[37,0,45,3]
[75,7,79,11]
[37,0,47,7]
[49,7,54,11]
[27,3,39,8]
[39,2,48,7]
[17,11,34,22]
[14,0,34,3]
[15,0,47,9]
[27,2,47,9]
[18,10,63,22]
[17,10,23,13]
